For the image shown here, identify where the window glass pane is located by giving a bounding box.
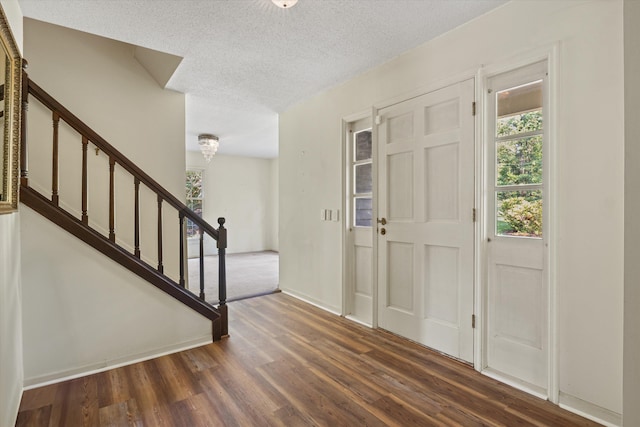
[355,130,372,161]
[186,220,199,238]
[496,135,542,186]
[186,170,203,199]
[355,197,372,227]
[187,199,202,217]
[186,199,203,238]
[496,80,543,137]
[496,190,542,238]
[496,110,543,138]
[355,163,372,194]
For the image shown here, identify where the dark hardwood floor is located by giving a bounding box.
[17,293,600,426]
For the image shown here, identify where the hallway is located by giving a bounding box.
[188,251,279,303]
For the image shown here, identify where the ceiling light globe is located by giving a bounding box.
[272,0,298,8]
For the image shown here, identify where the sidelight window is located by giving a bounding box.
[491,75,545,238]
[186,169,203,238]
[352,129,373,227]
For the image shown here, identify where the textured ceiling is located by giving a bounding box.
[18,0,507,158]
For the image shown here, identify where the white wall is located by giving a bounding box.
[0,1,23,425]
[24,19,185,282]
[624,1,640,425]
[280,0,624,420]
[19,19,213,384]
[0,210,23,426]
[270,158,279,251]
[186,152,278,255]
[21,207,211,385]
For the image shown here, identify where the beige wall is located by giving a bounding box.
[20,19,212,384]
[0,211,23,427]
[280,0,624,421]
[624,1,640,425]
[21,207,211,385]
[186,152,278,255]
[270,158,279,252]
[24,19,186,281]
[0,1,22,425]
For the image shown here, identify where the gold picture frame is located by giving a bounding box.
[0,3,21,214]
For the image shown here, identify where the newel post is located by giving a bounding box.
[217,217,228,337]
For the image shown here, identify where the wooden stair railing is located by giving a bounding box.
[19,68,228,340]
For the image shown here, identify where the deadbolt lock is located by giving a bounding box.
[377,218,387,225]
[380,228,386,235]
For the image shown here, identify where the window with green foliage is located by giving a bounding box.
[494,80,544,238]
[186,170,203,238]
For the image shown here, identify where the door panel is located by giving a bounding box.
[387,241,415,312]
[424,245,459,325]
[425,143,459,221]
[377,79,475,363]
[424,99,459,134]
[388,152,414,220]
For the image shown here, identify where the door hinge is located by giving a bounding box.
[472,208,476,222]
[472,101,476,116]
[375,115,382,125]
[472,314,476,329]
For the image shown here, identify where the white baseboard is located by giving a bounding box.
[481,368,548,400]
[559,392,622,427]
[345,315,373,328]
[281,289,342,316]
[23,335,212,390]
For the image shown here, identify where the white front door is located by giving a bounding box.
[345,117,373,325]
[484,61,549,391]
[377,79,475,363]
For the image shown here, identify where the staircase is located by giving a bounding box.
[19,68,228,341]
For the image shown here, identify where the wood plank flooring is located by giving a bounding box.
[16,293,600,426]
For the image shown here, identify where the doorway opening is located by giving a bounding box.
[185,168,279,303]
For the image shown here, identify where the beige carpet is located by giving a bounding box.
[187,251,279,304]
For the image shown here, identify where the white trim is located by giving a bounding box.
[371,105,379,329]
[559,392,622,427]
[22,335,212,389]
[482,368,548,401]
[546,42,561,405]
[477,44,557,81]
[345,314,373,328]
[341,117,349,317]
[281,289,342,316]
[474,67,485,372]
[373,66,479,112]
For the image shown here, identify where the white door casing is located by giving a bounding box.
[377,79,475,363]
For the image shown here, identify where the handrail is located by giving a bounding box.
[20,69,228,339]
[25,79,221,241]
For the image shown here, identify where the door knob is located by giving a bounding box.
[380,228,386,235]
[377,218,387,225]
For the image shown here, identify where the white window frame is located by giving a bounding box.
[186,168,204,239]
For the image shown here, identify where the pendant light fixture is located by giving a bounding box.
[198,134,219,163]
